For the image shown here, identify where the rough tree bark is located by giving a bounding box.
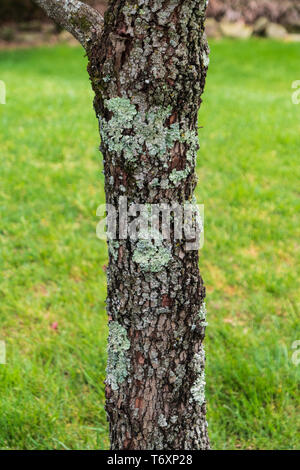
[34,0,210,450]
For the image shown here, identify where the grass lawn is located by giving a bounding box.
[0,39,299,450]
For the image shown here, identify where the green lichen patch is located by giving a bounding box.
[100,97,193,167]
[132,229,172,273]
[190,371,206,406]
[169,167,191,185]
[100,98,138,163]
[132,239,172,273]
[199,302,208,326]
[184,129,199,163]
[106,321,130,391]
[140,107,181,158]
[108,240,120,261]
[100,97,201,188]
[190,349,206,406]
[158,414,168,428]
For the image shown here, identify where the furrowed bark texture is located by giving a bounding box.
[87,0,210,450]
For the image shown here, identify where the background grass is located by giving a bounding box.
[0,39,299,450]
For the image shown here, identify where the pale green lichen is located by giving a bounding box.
[184,129,199,163]
[199,302,208,326]
[100,98,138,163]
[141,107,181,157]
[170,415,178,424]
[158,414,168,428]
[108,240,119,261]
[169,167,191,185]
[100,97,200,186]
[100,98,182,164]
[191,371,206,405]
[150,178,160,187]
[106,321,130,391]
[132,238,172,273]
[156,0,178,25]
[190,349,206,406]
[202,51,210,68]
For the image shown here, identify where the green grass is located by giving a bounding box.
[0,39,299,450]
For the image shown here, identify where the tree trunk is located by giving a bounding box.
[88,0,210,450]
[34,0,210,450]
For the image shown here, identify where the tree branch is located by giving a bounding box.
[33,0,104,48]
